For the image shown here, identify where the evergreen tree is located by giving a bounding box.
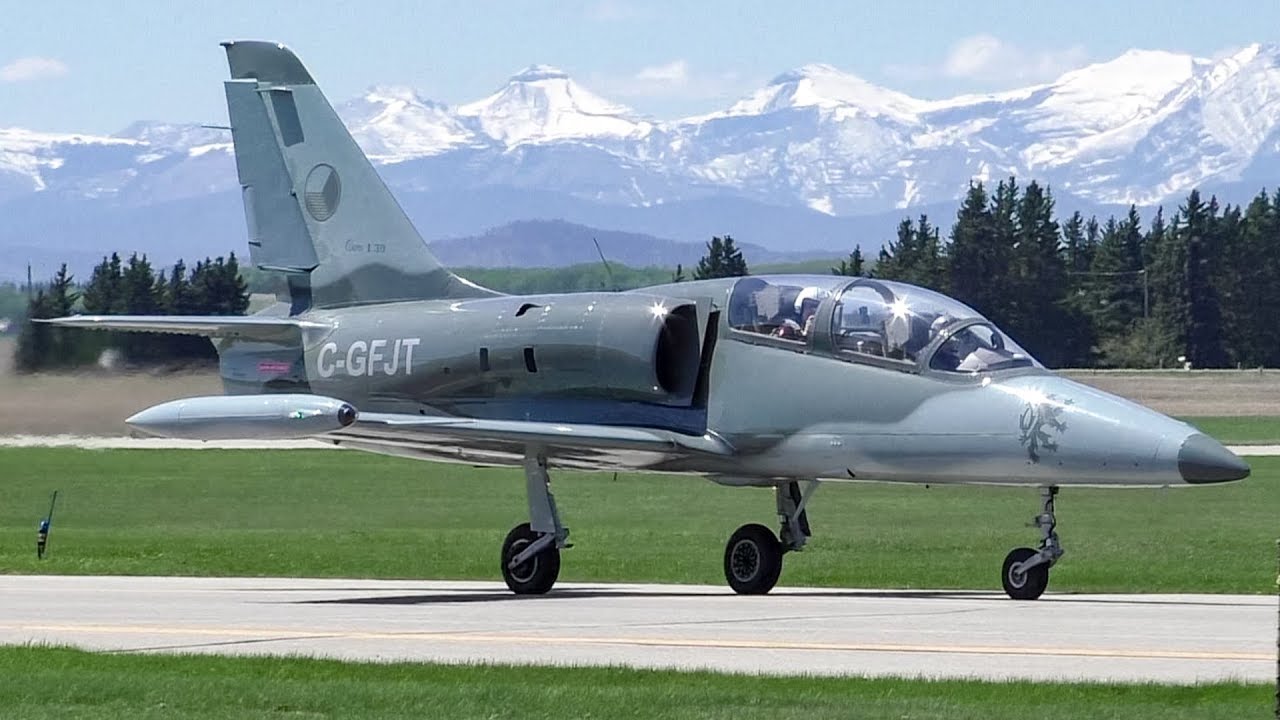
[1087,207,1146,364]
[165,259,199,314]
[1183,193,1228,367]
[1214,201,1250,365]
[911,214,947,289]
[1148,191,1229,368]
[1061,212,1092,276]
[15,265,82,371]
[692,236,749,280]
[1148,212,1188,368]
[223,253,251,315]
[119,253,162,362]
[1007,181,1071,366]
[873,219,914,281]
[947,181,1009,322]
[81,253,123,314]
[1059,211,1098,366]
[832,245,866,277]
[1261,191,1280,366]
[164,258,216,363]
[81,252,126,362]
[14,290,53,372]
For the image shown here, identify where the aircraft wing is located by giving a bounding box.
[335,412,734,471]
[38,315,329,341]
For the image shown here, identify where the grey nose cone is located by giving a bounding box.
[1178,433,1250,483]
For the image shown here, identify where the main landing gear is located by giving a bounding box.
[723,480,817,594]
[500,454,568,594]
[1001,486,1063,600]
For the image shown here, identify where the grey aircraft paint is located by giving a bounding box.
[44,41,1249,598]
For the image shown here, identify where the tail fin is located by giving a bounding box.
[221,41,496,309]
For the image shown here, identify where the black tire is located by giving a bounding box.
[1001,547,1049,600]
[723,523,784,595]
[501,522,560,595]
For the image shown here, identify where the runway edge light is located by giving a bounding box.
[37,490,58,560]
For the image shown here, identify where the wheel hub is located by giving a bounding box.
[1007,566,1026,588]
[730,539,760,582]
[507,539,538,584]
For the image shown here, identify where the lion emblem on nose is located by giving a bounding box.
[1019,393,1073,463]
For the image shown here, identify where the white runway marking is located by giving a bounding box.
[0,576,1272,683]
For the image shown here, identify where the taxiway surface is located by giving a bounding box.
[0,576,1271,683]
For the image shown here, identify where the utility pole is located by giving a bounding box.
[1141,268,1149,321]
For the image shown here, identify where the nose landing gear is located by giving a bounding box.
[1001,486,1063,600]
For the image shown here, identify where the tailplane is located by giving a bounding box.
[221,40,496,309]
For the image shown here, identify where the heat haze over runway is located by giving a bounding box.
[0,576,1270,684]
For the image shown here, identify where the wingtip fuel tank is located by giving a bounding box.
[126,394,357,441]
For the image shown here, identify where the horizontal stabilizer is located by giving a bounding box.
[38,315,329,341]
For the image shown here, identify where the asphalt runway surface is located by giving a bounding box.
[1,576,1272,684]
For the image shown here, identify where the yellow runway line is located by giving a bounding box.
[3,623,1270,662]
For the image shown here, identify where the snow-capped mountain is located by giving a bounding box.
[458,65,653,146]
[4,44,1280,279]
[339,86,481,159]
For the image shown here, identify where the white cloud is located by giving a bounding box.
[590,60,750,110]
[635,60,688,85]
[0,56,69,83]
[886,35,1088,87]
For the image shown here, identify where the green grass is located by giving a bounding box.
[2,449,1277,593]
[0,646,1266,720]
[1183,416,1280,444]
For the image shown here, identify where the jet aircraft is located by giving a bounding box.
[47,41,1251,600]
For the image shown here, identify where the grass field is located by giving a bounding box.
[1181,416,1280,444]
[2,448,1276,593]
[0,646,1266,720]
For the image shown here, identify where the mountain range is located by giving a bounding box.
[4,43,1280,281]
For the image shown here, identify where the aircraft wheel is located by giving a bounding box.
[724,523,783,595]
[501,522,560,595]
[1001,547,1049,600]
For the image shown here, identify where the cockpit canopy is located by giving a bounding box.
[728,275,1037,374]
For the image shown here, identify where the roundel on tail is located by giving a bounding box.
[304,164,341,221]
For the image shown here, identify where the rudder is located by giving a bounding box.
[221,40,496,309]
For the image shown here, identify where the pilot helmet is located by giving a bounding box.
[794,287,822,314]
[929,314,953,336]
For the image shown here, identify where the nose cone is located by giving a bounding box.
[1178,433,1250,483]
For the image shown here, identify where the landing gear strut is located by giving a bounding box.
[500,453,568,594]
[723,480,817,595]
[1001,486,1063,600]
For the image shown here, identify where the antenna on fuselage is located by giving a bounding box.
[592,237,619,291]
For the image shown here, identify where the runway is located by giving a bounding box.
[0,576,1271,683]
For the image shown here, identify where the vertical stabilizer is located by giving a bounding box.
[221,40,496,308]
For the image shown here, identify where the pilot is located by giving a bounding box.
[928,315,967,371]
[773,287,822,339]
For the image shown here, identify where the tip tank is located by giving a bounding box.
[126,394,358,440]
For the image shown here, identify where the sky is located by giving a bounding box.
[3,0,1279,135]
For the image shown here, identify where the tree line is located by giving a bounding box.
[684,182,1280,369]
[15,253,249,372]
[12,179,1279,372]
[862,180,1280,369]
